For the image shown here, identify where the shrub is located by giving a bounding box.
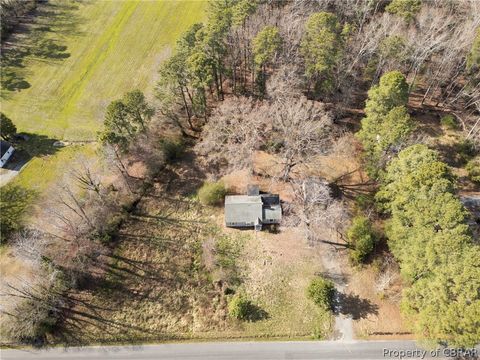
[440,114,457,130]
[3,272,66,345]
[198,181,227,206]
[93,213,126,244]
[215,234,245,287]
[347,216,376,264]
[3,298,60,344]
[228,294,254,320]
[306,277,335,311]
[466,158,480,184]
[455,139,477,165]
[354,193,375,211]
[159,138,185,164]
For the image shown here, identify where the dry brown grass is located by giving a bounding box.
[238,228,333,339]
[57,176,332,344]
[0,247,36,308]
[349,266,411,340]
[56,190,225,344]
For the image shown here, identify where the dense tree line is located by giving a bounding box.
[377,145,480,347]
[155,0,479,141]
[355,65,479,347]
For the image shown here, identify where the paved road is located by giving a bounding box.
[3,340,476,360]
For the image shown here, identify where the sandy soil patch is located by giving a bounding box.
[221,168,295,202]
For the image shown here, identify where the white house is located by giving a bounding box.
[0,141,15,168]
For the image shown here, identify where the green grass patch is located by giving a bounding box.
[11,144,97,195]
[1,0,208,141]
[440,114,458,130]
[198,181,227,206]
[1,0,207,212]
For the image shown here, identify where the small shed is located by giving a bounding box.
[0,141,15,168]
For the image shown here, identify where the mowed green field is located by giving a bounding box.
[1,0,206,197]
[2,0,207,141]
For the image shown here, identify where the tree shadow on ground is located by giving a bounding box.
[15,133,60,156]
[326,166,377,201]
[245,304,269,322]
[434,141,477,168]
[334,292,378,320]
[53,155,216,344]
[155,150,207,197]
[1,1,83,95]
[0,184,37,241]
[5,133,60,171]
[317,271,349,287]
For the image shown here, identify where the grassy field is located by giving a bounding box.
[2,0,207,141]
[1,0,207,200]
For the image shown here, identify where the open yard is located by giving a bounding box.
[51,157,333,344]
[0,0,208,327]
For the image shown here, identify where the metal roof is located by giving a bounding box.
[225,196,263,225]
[263,204,282,222]
[0,141,13,158]
[225,195,262,204]
[225,194,282,227]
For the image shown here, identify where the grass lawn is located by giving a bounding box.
[1,0,207,141]
[12,144,98,195]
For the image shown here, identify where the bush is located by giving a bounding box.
[347,216,376,264]
[440,114,458,130]
[455,139,477,165]
[159,138,185,164]
[215,234,245,287]
[306,277,335,311]
[4,298,60,344]
[354,193,375,211]
[198,181,227,206]
[228,294,254,320]
[93,213,126,244]
[466,158,480,184]
[3,272,66,345]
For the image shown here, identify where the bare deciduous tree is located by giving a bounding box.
[11,229,50,268]
[198,95,334,179]
[292,177,349,245]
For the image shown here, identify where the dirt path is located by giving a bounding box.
[316,239,354,341]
